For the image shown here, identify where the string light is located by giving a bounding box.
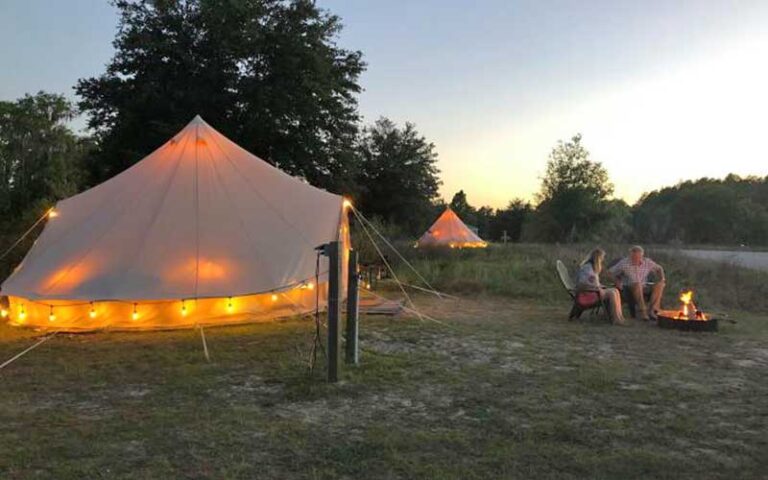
[227,297,234,313]
[48,306,56,322]
[89,302,97,319]
[0,308,7,318]
[181,299,188,317]
[18,304,26,321]
[306,282,314,290]
[132,303,139,321]
[47,208,58,218]
[271,294,278,302]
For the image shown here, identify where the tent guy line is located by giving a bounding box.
[0,207,56,263]
[349,205,423,321]
[349,205,453,327]
[0,331,59,371]
[359,287,451,328]
[349,204,446,299]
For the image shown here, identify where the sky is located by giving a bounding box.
[1,0,767,208]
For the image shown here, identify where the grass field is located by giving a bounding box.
[1,245,767,479]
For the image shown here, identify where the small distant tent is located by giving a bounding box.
[0,116,349,331]
[416,207,488,249]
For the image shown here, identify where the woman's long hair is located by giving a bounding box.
[582,248,606,274]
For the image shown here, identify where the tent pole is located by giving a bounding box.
[345,250,359,365]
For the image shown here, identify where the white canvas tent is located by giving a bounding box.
[1,116,349,331]
[416,207,487,248]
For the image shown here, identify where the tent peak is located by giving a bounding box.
[189,115,206,125]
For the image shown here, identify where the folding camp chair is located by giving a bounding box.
[556,260,604,321]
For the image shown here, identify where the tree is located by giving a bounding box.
[490,199,531,242]
[76,0,365,191]
[449,190,477,226]
[529,134,616,241]
[593,199,632,242]
[354,117,441,234]
[0,92,89,219]
[538,134,613,203]
[632,175,768,245]
[0,92,90,279]
[474,205,494,240]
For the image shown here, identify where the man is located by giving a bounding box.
[607,245,666,320]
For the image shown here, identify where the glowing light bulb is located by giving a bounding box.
[181,300,188,317]
[48,306,55,322]
[306,282,314,290]
[1,308,8,318]
[47,208,58,218]
[132,303,139,321]
[18,305,26,322]
[89,303,97,319]
[342,198,353,209]
[271,294,278,302]
[227,297,234,313]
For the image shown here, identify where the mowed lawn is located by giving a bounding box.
[1,294,767,479]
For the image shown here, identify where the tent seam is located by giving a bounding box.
[205,132,318,250]
[204,138,283,288]
[194,124,200,299]
[40,135,192,296]
[101,132,192,298]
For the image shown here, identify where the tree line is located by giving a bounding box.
[441,135,768,247]
[1,0,765,247]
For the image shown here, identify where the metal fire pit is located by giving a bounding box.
[656,310,718,332]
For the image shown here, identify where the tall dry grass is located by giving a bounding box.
[386,243,768,314]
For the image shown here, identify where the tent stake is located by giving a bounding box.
[199,326,210,362]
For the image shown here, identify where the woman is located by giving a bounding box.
[575,248,626,325]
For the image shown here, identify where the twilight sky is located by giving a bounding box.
[2,0,767,208]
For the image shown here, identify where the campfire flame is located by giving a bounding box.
[678,290,707,321]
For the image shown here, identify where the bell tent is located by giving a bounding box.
[0,116,349,331]
[416,207,487,249]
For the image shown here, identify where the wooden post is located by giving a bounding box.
[325,241,342,382]
[346,250,359,365]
